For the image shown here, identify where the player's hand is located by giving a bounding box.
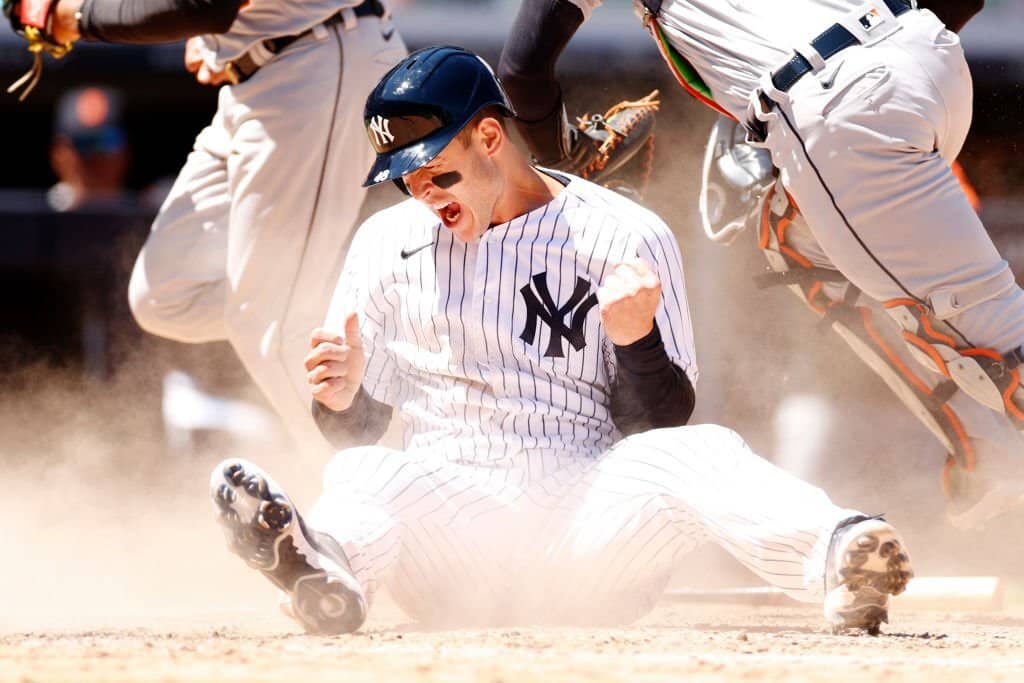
[184,37,232,86]
[305,312,366,412]
[596,258,661,346]
[50,0,83,45]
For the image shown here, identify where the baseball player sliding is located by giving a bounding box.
[4,0,408,455]
[210,47,913,637]
[502,0,1024,528]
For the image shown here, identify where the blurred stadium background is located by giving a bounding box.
[1,1,1023,580]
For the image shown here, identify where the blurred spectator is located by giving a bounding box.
[47,86,134,213]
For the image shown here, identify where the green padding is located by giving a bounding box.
[654,22,715,102]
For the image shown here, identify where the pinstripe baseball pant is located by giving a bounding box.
[307,424,859,625]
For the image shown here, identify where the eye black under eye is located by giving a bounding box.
[432,171,463,189]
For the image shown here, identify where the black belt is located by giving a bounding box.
[226,0,386,84]
[771,0,912,93]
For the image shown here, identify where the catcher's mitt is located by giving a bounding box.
[3,0,74,100]
[562,90,660,199]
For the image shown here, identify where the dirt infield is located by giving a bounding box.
[4,601,1024,683]
[4,375,1024,683]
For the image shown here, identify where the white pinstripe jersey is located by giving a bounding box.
[325,173,697,464]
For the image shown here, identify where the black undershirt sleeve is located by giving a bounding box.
[311,387,393,450]
[497,0,584,164]
[609,324,695,436]
[78,0,244,44]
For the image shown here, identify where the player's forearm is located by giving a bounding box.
[58,0,243,45]
[498,0,582,119]
[609,325,695,436]
[917,0,984,33]
[498,0,584,163]
[311,387,393,448]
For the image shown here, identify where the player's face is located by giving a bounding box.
[403,121,502,243]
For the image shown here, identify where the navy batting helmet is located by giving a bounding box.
[362,45,515,187]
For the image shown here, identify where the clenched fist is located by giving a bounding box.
[305,312,366,412]
[596,258,661,345]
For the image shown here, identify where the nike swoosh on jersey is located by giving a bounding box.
[400,241,434,259]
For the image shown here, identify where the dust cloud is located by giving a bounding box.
[0,353,303,634]
[2,97,1021,637]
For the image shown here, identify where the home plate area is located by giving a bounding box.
[4,587,1023,683]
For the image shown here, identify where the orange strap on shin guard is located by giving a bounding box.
[754,185,975,481]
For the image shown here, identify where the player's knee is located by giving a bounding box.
[127,264,164,333]
[127,265,226,343]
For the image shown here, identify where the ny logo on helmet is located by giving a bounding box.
[369,115,395,147]
[519,272,598,358]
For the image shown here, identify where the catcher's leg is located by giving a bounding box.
[700,113,1024,526]
[757,181,1024,527]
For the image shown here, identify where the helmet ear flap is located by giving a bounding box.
[393,178,411,196]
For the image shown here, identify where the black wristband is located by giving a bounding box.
[311,386,392,448]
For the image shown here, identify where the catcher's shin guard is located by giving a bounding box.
[754,181,978,486]
[697,118,1024,503]
[884,298,1024,431]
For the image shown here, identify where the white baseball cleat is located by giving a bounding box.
[210,458,367,635]
[823,516,914,635]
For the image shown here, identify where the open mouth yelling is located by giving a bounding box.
[439,201,462,228]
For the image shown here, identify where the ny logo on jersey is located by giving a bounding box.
[519,272,599,358]
[368,115,395,147]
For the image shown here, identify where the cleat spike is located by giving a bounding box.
[209,458,366,635]
[244,474,268,498]
[224,462,246,485]
[217,484,236,505]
